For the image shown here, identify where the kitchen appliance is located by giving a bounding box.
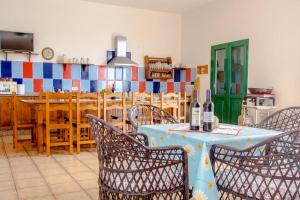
[246,94,275,106]
[0,31,34,52]
[248,87,273,95]
[245,88,276,124]
[17,84,25,95]
[107,36,137,67]
[0,81,17,94]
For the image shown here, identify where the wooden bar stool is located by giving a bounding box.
[179,92,187,123]
[103,92,126,132]
[132,92,153,105]
[160,92,181,120]
[44,93,73,155]
[12,93,36,150]
[131,92,155,127]
[74,92,101,153]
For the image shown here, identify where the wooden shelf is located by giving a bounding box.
[58,62,94,71]
[151,69,173,73]
[144,56,173,80]
[173,67,188,70]
[0,50,39,62]
[57,62,94,66]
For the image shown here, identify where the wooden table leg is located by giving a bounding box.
[36,105,44,153]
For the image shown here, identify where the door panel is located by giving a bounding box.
[229,97,243,124]
[211,39,248,124]
[215,49,226,95]
[228,41,248,123]
[230,46,244,95]
[211,45,229,123]
[214,97,226,122]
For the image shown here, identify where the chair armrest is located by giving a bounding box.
[128,133,149,146]
[148,145,188,167]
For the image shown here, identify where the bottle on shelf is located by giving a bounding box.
[203,89,214,132]
[190,89,201,130]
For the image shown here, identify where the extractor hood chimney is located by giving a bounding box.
[107,36,137,67]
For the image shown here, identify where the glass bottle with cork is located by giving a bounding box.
[190,89,201,130]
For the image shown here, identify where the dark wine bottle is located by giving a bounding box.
[190,89,201,130]
[203,89,214,132]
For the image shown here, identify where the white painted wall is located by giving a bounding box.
[0,0,181,66]
[182,0,300,107]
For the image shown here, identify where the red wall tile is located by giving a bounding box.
[33,79,43,92]
[98,65,106,80]
[23,62,33,78]
[186,68,191,82]
[139,81,146,93]
[131,66,138,81]
[72,80,80,91]
[63,64,72,79]
[107,81,114,90]
[167,82,174,93]
[180,82,185,93]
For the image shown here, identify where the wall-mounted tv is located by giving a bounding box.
[0,31,34,52]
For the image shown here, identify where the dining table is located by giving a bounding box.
[138,123,283,200]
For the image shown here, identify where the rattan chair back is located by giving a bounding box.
[211,130,300,200]
[87,114,189,200]
[127,104,178,131]
[257,106,300,131]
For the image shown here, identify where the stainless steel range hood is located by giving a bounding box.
[107,36,137,67]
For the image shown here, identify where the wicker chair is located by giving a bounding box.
[127,104,178,132]
[257,106,300,131]
[210,130,300,200]
[87,114,189,200]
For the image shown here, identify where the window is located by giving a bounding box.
[107,67,131,92]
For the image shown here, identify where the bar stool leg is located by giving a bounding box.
[69,129,73,154]
[46,127,50,156]
[13,125,17,149]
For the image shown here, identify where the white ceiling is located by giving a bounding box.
[82,0,216,14]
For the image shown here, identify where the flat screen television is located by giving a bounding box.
[0,31,34,52]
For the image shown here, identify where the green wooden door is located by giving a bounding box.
[211,39,249,124]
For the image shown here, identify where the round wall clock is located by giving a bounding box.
[41,47,54,60]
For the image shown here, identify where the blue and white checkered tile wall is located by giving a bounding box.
[0,60,196,93]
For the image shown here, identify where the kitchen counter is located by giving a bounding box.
[0,93,39,97]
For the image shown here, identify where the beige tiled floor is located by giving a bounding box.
[0,134,99,200]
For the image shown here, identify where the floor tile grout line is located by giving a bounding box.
[89,151,98,158]
[51,155,94,199]
[73,154,98,175]
[0,136,21,200]
[22,146,58,200]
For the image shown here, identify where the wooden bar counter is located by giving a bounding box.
[0,94,38,130]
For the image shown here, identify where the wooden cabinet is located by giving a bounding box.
[0,95,36,130]
[0,96,12,130]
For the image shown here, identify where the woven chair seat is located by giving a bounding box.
[215,166,300,200]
